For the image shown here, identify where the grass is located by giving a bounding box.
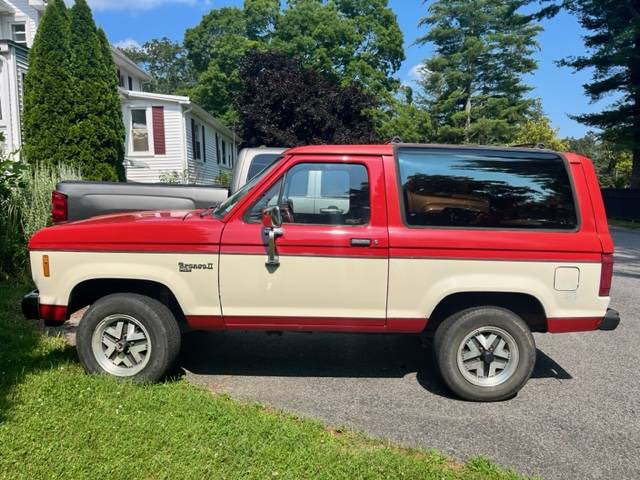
[609,218,640,230]
[0,282,529,480]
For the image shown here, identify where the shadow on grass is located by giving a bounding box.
[180,330,572,400]
[0,285,77,423]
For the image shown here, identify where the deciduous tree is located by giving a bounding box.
[236,50,379,147]
[120,38,195,95]
[511,115,569,151]
[183,0,404,123]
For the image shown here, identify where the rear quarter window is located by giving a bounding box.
[396,147,578,230]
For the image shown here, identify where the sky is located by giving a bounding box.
[89,0,608,138]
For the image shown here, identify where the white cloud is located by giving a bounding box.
[408,63,427,80]
[114,38,141,50]
[86,0,210,12]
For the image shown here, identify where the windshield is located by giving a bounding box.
[213,157,284,219]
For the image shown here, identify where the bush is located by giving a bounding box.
[214,169,232,187]
[0,162,81,280]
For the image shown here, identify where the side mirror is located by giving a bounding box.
[261,206,283,267]
[261,205,282,229]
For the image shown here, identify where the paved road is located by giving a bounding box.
[181,228,640,480]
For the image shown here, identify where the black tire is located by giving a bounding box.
[433,306,536,402]
[76,293,181,382]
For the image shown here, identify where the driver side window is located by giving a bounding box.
[247,163,370,226]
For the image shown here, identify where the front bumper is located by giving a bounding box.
[599,308,620,331]
[21,290,40,320]
[21,290,67,326]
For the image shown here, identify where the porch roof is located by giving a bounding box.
[0,0,15,14]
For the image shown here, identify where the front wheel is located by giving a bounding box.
[77,293,181,382]
[433,307,536,402]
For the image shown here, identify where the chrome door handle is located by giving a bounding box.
[350,238,372,247]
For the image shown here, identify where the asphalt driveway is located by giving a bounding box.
[180,228,640,479]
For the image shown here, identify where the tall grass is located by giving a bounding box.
[0,162,81,280]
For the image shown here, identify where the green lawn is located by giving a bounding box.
[0,282,529,480]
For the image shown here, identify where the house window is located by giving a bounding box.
[215,133,221,164]
[191,119,202,160]
[222,140,227,166]
[131,109,150,153]
[128,76,133,91]
[202,125,207,163]
[11,24,27,45]
[117,70,124,88]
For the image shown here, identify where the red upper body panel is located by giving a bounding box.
[29,209,224,252]
[29,145,612,261]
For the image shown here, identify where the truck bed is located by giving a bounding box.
[56,181,229,222]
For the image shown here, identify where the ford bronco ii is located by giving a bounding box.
[23,144,620,401]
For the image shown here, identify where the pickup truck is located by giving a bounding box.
[52,147,286,223]
[23,144,620,402]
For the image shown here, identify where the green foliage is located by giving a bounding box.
[236,50,379,147]
[214,169,233,187]
[0,163,82,280]
[22,0,124,182]
[559,1,640,187]
[22,0,75,167]
[416,0,543,145]
[375,87,433,143]
[512,116,569,151]
[67,1,125,181]
[120,38,195,95]
[182,0,404,122]
[567,132,632,188]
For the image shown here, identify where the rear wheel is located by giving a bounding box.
[77,293,181,382]
[433,307,536,402]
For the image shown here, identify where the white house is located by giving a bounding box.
[0,0,46,153]
[0,0,240,184]
[112,48,240,184]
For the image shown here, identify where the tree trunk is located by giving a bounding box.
[464,94,472,144]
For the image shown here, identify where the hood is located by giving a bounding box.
[29,210,224,252]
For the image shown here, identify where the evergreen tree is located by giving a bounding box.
[22,0,74,166]
[68,0,125,181]
[560,0,640,188]
[416,0,543,145]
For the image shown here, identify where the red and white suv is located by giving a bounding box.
[23,144,620,401]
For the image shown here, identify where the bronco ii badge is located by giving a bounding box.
[179,262,214,273]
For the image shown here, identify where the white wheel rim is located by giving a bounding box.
[91,314,152,377]
[456,326,520,387]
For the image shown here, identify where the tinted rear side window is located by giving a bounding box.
[397,148,577,230]
[247,154,282,181]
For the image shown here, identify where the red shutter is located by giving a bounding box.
[152,106,166,155]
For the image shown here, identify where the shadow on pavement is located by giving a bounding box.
[179,330,571,398]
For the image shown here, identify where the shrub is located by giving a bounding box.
[0,162,81,280]
[214,169,232,187]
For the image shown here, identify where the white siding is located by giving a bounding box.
[116,64,145,92]
[1,1,41,48]
[184,112,233,185]
[123,99,186,183]
[0,41,28,155]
